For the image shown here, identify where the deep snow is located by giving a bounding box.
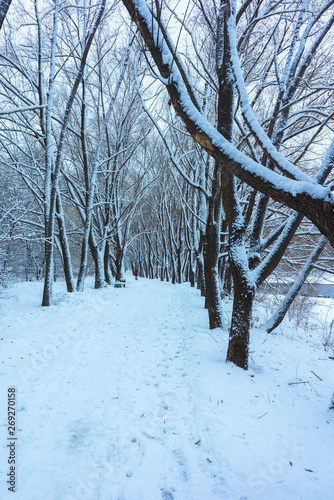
[0,276,333,499]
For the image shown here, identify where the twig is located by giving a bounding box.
[311,370,323,381]
[307,382,321,397]
[259,412,268,419]
[288,380,321,397]
[205,331,218,343]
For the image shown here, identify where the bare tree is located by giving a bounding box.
[42,0,107,305]
[75,28,134,291]
[0,0,108,304]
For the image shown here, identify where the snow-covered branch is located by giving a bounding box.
[121,0,334,248]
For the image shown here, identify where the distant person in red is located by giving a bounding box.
[134,267,139,280]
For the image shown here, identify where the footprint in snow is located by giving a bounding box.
[68,420,90,450]
[161,489,174,500]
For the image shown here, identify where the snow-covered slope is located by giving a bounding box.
[0,277,333,499]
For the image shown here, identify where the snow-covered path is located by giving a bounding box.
[1,276,334,499]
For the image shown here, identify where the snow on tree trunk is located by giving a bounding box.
[0,0,11,30]
[219,1,256,368]
[94,250,107,290]
[196,254,206,297]
[104,241,113,285]
[41,0,59,307]
[204,214,223,330]
[115,247,124,282]
[226,278,255,370]
[55,189,74,293]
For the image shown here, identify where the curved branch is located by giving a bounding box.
[121,0,334,247]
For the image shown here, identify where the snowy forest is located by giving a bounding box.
[1,1,334,499]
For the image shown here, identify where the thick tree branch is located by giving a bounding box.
[121,0,334,247]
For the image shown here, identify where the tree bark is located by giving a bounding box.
[219,1,255,369]
[55,189,75,293]
[115,246,124,281]
[0,0,11,30]
[226,274,255,370]
[104,241,112,285]
[204,188,223,329]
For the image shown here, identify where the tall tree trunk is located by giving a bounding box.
[76,222,91,291]
[93,249,106,289]
[104,241,112,285]
[189,253,195,287]
[115,246,124,281]
[42,208,56,302]
[204,188,223,329]
[220,0,255,369]
[43,0,106,305]
[42,0,59,306]
[176,247,182,284]
[226,270,255,370]
[90,232,106,289]
[196,253,206,296]
[56,188,75,292]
